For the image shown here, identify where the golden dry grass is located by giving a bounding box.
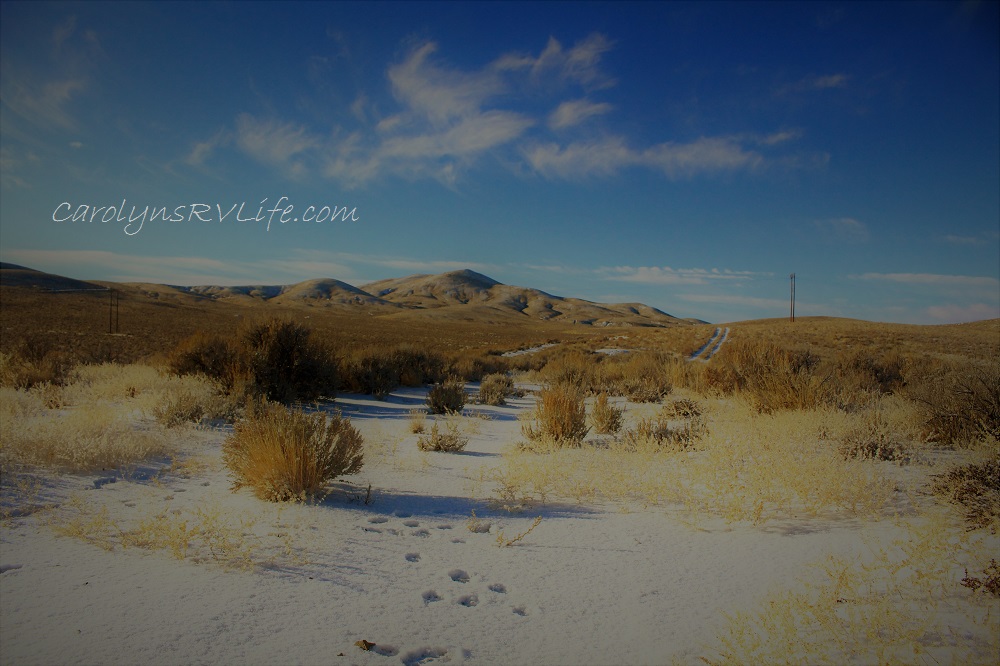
[705,508,1000,665]
[520,383,590,447]
[486,398,898,522]
[0,364,221,473]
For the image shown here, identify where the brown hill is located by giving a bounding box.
[1,264,688,329]
[0,263,105,292]
[363,269,685,326]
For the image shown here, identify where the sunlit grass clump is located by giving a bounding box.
[223,402,364,502]
[521,383,590,448]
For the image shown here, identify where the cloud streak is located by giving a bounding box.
[600,265,767,285]
[854,272,999,288]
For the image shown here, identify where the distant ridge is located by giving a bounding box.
[1,264,689,327]
[0,263,105,292]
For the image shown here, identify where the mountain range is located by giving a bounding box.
[0,263,698,327]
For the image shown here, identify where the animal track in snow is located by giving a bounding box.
[512,606,528,616]
[421,590,442,604]
[488,583,506,593]
[448,569,469,583]
[402,519,420,528]
[367,516,389,524]
[455,593,478,607]
[405,553,421,563]
[401,646,448,666]
[411,529,431,538]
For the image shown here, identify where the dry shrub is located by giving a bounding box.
[615,406,706,454]
[0,338,72,389]
[838,400,913,463]
[238,318,338,403]
[962,559,1000,596]
[931,455,1000,530]
[426,378,467,414]
[167,319,338,403]
[590,393,624,435]
[838,349,907,395]
[521,383,590,447]
[447,350,508,382]
[408,408,427,434]
[914,362,1000,446]
[539,348,595,388]
[605,351,674,402]
[223,402,363,502]
[391,345,445,386]
[166,331,237,386]
[340,345,447,398]
[661,398,704,419]
[153,388,243,428]
[713,339,831,413]
[340,348,399,399]
[416,421,469,452]
[478,373,514,406]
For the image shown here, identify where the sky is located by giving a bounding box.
[1,1,998,324]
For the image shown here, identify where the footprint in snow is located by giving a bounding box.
[448,569,470,583]
[401,646,448,666]
[368,516,389,524]
[455,593,478,607]
[422,590,442,604]
[402,519,420,528]
[411,529,431,538]
[488,583,506,594]
[513,606,528,616]
[405,553,421,563]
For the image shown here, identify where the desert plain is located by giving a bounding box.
[1,263,998,665]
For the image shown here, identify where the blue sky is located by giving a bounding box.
[1,1,998,324]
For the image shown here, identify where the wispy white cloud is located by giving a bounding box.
[815,217,869,243]
[549,99,613,129]
[675,292,790,309]
[600,266,766,285]
[387,42,507,126]
[235,114,316,177]
[780,73,850,95]
[1,15,102,133]
[528,34,616,89]
[810,73,849,89]
[925,303,1000,324]
[945,232,999,245]
[854,272,999,288]
[525,135,764,179]
[181,33,799,187]
[185,128,231,167]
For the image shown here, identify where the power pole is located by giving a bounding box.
[789,273,796,322]
[108,288,120,334]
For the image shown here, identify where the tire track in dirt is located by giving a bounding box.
[688,327,730,362]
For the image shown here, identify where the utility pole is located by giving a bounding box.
[789,273,796,322]
[108,288,120,334]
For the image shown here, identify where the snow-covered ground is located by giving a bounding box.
[1,385,996,665]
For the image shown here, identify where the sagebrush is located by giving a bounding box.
[223,402,363,502]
